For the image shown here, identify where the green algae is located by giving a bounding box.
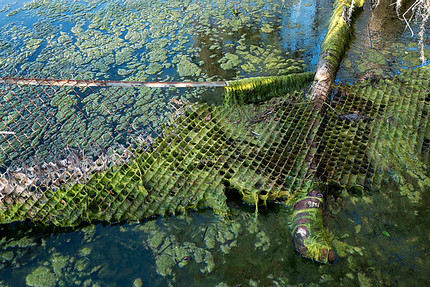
[2,66,430,265]
[0,0,311,169]
[78,247,92,257]
[26,267,57,287]
[254,231,270,251]
[332,239,363,257]
[339,6,430,81]
[0,251,14,262]
[133,278,143,287]
[144,226,215,276]
[218,44,306,76]
[0,187,428,287]
[176,55,202,78]
[138,213,245,277]
[367,50,386,65]
[75,258,89,272]
[51,253,69,277]
[133,206,297,283]
[0,0,295,81]
[220,53,241,70]
[225,72,314,105]
[0,1,429,285]
[324,174,430,286]
[3,237,36,249]
[319,0,358,70]
[145,62,164,75]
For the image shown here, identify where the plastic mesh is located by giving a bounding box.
[0,78,170,170]
[0,87,318,225]
[1,66,429,226]
[316,68,430,190]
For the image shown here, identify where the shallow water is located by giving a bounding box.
[0,0,429,286]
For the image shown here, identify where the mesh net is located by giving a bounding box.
[1,66,429,226]
[0,78,174,169]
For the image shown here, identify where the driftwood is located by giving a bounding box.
[293,0,365,262]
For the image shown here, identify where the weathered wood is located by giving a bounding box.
[310,0,365,106]
[293,0,365,263]
[0,77,228,88]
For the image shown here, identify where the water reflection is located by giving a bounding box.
[338,0,430,82]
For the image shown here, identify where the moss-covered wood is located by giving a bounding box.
[224,72,314,106]
[294,0,366,262]
[310,0,365,107]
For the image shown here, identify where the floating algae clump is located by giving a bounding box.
[26,267,57,287]
[133,278,143,287]
[51,253,69,277]
[220,53,241,70]
[145,62,164,75]
[176,55,202,78]
[78,247,92,257]
[1,250,14,262]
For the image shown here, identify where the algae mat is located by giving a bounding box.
[0,0,316,169]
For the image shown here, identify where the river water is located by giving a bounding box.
[0,0,429,286]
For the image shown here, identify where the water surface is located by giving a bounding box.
[0,0,429,286]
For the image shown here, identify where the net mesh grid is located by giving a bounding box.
[0,66,429,226]
[0,71,170,169]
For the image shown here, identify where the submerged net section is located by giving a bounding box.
[0,87,318,226]
[316,67,430,196]
[0,66,429,227]
[0,76,170,169]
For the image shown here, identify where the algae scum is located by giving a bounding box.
[1,0,430,286]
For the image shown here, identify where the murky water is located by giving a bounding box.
[0,0,429,286]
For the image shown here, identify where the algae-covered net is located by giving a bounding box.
[1,65,430,243]
[0,72,317,225]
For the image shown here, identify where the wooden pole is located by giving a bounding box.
[0,77,228,88]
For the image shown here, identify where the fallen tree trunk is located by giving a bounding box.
[292,0,365,263]
[311,0,365,108]
[292,188,336,263]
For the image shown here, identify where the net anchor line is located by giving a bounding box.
[0,77,228,88]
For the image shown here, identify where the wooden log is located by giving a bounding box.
[293,0,365,263]
[310,0,365,108]
[292,189,337,263]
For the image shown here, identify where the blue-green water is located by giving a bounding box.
[0,0,429,286]
[1,184,429,286]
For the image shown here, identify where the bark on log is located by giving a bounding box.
[311,0,365,107]
[292,0,365,263]
[292,189,336,263]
